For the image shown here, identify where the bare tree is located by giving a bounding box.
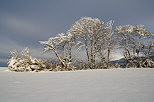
[69,17,114,68]
[101,21,115,68]
[40,33,74,69]
[133,25,151,57]
[95,20,115,68]
[115,25,151,59]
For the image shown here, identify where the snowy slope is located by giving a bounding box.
[0,67,154,102]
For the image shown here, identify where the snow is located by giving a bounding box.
[0,67,154,102]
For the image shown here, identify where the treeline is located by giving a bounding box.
[8,17,154,72]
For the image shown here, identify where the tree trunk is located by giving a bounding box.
[64,43,72,63]
[126,48,131,59]
[107,48,110,68]
[53,49,66,67]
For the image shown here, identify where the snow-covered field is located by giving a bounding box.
[0,67,154,102]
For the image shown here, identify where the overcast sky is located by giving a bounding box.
[0,0,154,66]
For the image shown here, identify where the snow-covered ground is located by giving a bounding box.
[0,67,154,102]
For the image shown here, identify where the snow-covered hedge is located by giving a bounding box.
[8,48,53,72]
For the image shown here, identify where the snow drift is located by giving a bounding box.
[0,67,154,102]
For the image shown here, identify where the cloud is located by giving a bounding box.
[141,17,154,33]
[0,37,23,56]
[0,36,52,60]
[0,14,42,35]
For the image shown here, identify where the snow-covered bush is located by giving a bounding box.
[8,48,53,72]
[125,56,154,68]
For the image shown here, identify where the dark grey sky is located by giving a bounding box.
[0,0,154,65]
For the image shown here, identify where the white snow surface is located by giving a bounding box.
[0,67,154,102]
